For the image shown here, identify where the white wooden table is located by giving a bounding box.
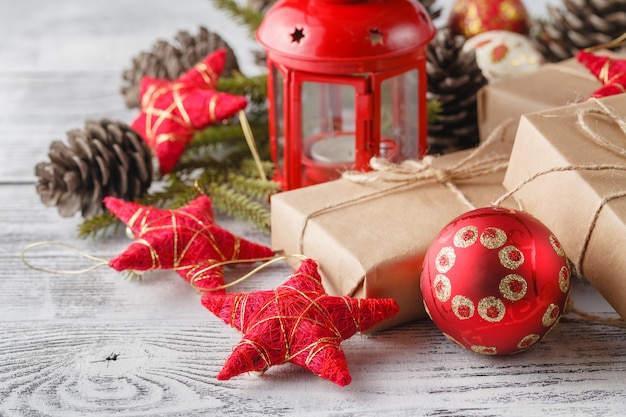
[1,1,625,416]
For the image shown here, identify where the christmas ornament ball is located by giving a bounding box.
[420,207,570,355]
[463,30,543,83]
[448,0,530,39]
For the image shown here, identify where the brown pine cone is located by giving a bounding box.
[121,26,240,108]
[35,119,153,218]
[532,0,626,62]
[426,27,488,154]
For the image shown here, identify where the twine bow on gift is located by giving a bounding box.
[298,121,515,254]
[342,120,513,211]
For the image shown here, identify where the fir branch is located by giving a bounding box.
[208,183,272,232]
[428,99,442,124]
[218,74,267,104]
[210,0,265,34]
[240,158,274,179]
[226,171,282,200]
[78,211,121,239]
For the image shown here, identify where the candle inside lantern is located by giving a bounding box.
[309,134,355,163]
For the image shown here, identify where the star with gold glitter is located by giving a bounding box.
[578,50,626,99]
[202,258,399,386]
[131,49,248,174]
[104,195,274,291]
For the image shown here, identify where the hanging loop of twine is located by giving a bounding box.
[21,241,109,275]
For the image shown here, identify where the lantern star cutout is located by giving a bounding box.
[104,195,275,291]
[577,50,626,99]
[131,48,248,175]
[201,258,399,386]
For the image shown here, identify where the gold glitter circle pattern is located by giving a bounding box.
[558,266,570,294]
[477,296,506,322]
[480,227,507,249]
[454,226,478,248]
[542,304,560,327]
[517,334,540,350]
[452,295,475,320]
[499,274,527,301]
[498,246,524,270]
[434,274,452,302]
[549,235,565,257]
[471,345,498,355]
[435,246,456,274]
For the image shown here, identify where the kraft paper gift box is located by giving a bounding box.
[477,56,602,144]
[503,94,626,319]
[271,129,516,331]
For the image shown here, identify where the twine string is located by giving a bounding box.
[491,100,626,328]
[239,110,267,181]
[297,120,514,254]
[21,241,109,275]
[190,254,308,292]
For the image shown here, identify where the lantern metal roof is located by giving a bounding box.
[256,0,437,74]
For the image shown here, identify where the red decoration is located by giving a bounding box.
[448,0,529,39]
[420,207,570,355]
[577,50,626,99]
[131,49,248,174]
[202,258,399,386]
[256,0,435,189]
[104,195,274,291]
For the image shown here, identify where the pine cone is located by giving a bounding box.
[35,119,153,218]
[426,28,488,155]
[419,0,443,21]
[532,0,626,62]
[121,26,240,108]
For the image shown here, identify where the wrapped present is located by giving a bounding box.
[477,56,601,144]
[271,126,517,331]
[502,94,626,319]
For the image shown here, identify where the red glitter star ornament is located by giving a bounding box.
[104,195,274,291]
[131,49,248,174]
[577,50,626,98]
[202,259,399,386]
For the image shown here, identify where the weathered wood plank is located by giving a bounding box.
[1,320,625,417]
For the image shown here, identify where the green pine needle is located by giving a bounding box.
[210,0,265,34]
[78,211,121,239]
[209,183,272,232]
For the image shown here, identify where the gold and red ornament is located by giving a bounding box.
[577,50,626,99]
[104,195,274,291]
[202,258,399,386]
[420,206,570,355]
[131,49,248,175]
[463,30,543,83]
[448,0,530,39]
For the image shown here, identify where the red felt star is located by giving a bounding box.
[577,50,626,98]
[201,259,399,386]
[131,49,248,174]
[104,195,274,291]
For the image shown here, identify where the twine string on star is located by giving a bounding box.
[188,253,308,292]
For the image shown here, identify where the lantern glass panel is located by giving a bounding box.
[301,81,356,185]
[380,69,419,161]
[271,65,285,174]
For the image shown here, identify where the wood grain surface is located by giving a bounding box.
[1,1,625,416]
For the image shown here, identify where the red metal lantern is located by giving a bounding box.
[256,0,436,190]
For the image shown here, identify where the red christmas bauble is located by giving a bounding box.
[420,207,570,355]
[448,0,530,39]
